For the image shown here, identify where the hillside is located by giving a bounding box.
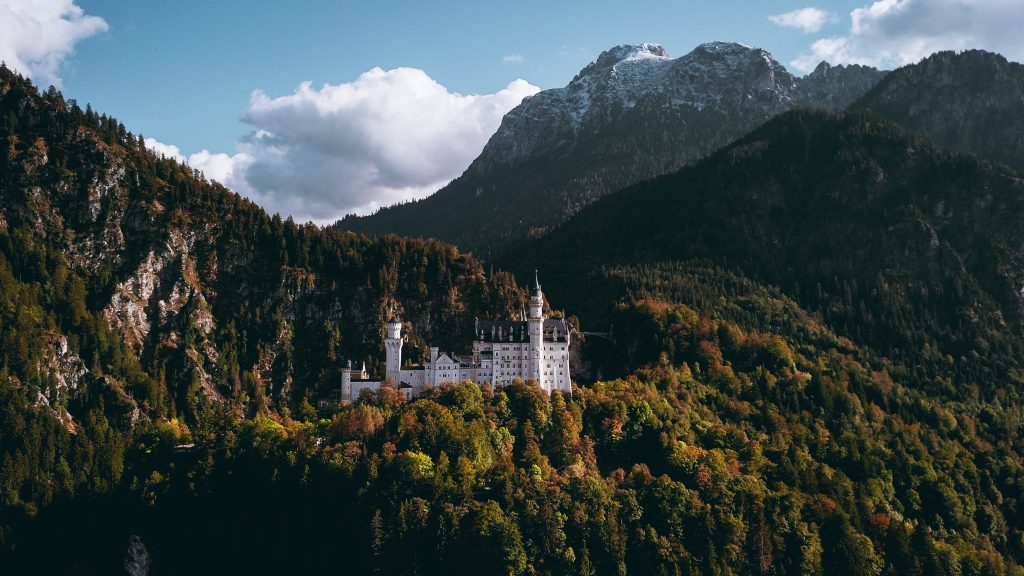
[852,50,1024,172]
[0,62,527,440]
[8,294,1024,574]
[503,110,1024,403]
[4,65,1024,576]
[340,42,884,256]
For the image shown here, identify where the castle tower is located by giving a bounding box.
[385,316,404,383]
[528,271,547,391]
[341,360,353,401]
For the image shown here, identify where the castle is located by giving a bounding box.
[341,275,572,400]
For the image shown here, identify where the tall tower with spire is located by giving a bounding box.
[528,271,547,391]
[384,316,403,383]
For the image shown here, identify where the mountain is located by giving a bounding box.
[851,49,1024,172]
[341,42,885,256]
[5,63,1024,576]
[0,64,526,427]
[503,109,1024,402]
[799,61,889,110]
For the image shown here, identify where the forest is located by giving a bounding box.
[6,298,1024,574]
[2,65,1024,575]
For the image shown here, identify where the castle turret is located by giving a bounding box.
[341,360,353,401]
[385,316,403,383]
[528,271,546,391]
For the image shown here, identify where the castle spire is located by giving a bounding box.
[534,269,541,292]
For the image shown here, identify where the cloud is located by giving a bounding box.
[149,68,538,224]
[769,7,832,33]
[0,0,107,87]
[791,0,1024,73]
[145,137,254,199]
[502,54,524,63]
[145,138,185,162]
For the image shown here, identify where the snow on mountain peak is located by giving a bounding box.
[476,41,883,168]
[580,43,670,76]
[626,42,669,60]
[694,41,755,54]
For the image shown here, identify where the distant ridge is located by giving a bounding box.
[852,49,1024,172]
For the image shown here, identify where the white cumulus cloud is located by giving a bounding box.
[791,0,1024,73]
[148,67,538,224]
[0,0,107,87]
[502,54,525,63]
[145,138,185,162]
[769,7,833,33]
[145,137,254,199]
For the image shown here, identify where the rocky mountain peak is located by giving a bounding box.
[572,42,672,87]
[691,41,758,56]
[685,41,782,72]
[797,60,888,109]
[666,41,797,104]
[477,41,807,170]
[585,42,669,71]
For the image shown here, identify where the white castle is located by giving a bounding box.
[341,275,572,400]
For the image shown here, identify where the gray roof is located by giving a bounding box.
[475,318,570,343]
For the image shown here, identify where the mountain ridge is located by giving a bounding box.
[340,41,885,255]
[851,48,1024,172]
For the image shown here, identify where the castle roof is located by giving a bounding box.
[436,352,458,365]
[475,318,570,343]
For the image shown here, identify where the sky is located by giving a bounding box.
[3,0,1024,223]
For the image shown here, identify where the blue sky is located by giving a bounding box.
[4,0,1024,222]
[64,0,854,153]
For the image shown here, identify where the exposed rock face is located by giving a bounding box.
[45,335,88,397]
[104,228,202,353]
[852,49,1024,172]
[796,61,888,110]
[67,164,129,273]
[342,42,885,255]
[477,42,802,170]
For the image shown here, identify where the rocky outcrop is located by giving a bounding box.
[796,61,888,110]
[476,42,804,170]
[104,228,197,353]
[43,335,88,398]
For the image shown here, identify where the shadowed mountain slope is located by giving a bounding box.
[504,110,1024,401]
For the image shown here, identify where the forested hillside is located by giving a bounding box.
[0,64,524,416]
[0,65,523,559]
[3,61,1024,575]
[505,110,1024,404]
[8,296,1024,574]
